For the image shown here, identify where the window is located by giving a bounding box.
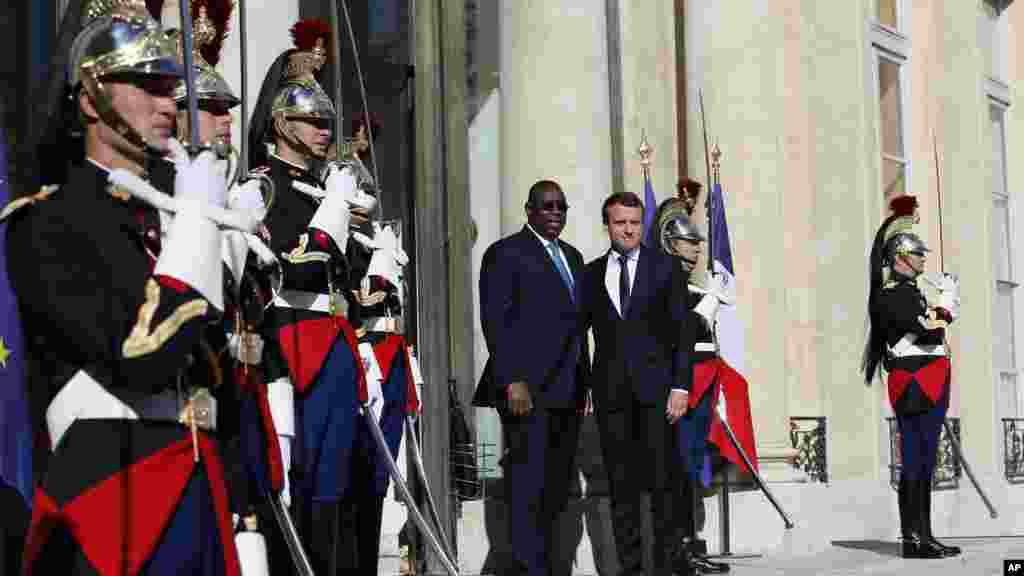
[868,0,909,203]
[878,55,907,200]
[990,105,1018,418]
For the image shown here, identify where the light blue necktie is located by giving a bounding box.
[547,242,574,300]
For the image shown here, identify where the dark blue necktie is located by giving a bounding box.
[548,243,574,301]
[618,253,630,317]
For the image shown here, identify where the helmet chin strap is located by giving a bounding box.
[276,116,324,167]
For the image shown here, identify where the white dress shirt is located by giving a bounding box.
[527,223,574,286]
[604,247,639,317]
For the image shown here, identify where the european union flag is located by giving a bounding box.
[0,123,32,506]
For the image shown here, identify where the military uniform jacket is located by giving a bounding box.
[880,277,953,415]
[260,154,366,397]
[7,159,241,575]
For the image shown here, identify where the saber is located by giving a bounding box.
[266,491,317,576]
[178,0,200,149]
[405,415,457,563]
[238,0,249,173]
[699,89,713,273]
[942,420,998,519]
[714,399,794,529]
[363,403,460,576]
[328,0,344,162]
[930,131,996,518]
[108,169,259,232]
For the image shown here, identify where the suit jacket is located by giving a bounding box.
[473,226,590,409]
[582,245,689,410]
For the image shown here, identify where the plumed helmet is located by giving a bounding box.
[70,0,182,150]
[170,0,240,109]
[655,197,705,256]
[271,19,335,122]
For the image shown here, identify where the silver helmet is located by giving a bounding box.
[170,1,239,109]
[71,0,182,150]
[883,232,929,265]
[656,197,705,256]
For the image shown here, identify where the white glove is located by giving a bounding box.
[694,292,720,327]
[923,273,959,320]
[937,274,960,320]
[222,230,249,289]
[246,234,278,268]
[222,180,272,287]
[707,272,732,305]
[292,180,326,201]
[307,181,353,254]
[366,222,409,290]
[325,163,378,213]
[153,139,229,311]
[228,179,268,222]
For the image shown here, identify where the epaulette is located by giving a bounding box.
[0,185,58,224]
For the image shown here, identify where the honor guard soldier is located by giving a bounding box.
[862,195,961,559]
[165,2,286,573]
[4,1,245,573]
[655,187,760,576]
[249,18,377,574]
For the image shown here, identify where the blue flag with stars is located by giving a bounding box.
[0,123,32,506]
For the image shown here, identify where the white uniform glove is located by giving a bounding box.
[305,178,353,254]
[324,163,378,214]
[366,222,409,291]
[937,273,959,320]
[154,139,229,311]
[222,180,271,287]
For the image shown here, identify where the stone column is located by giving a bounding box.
[499,0,614,261]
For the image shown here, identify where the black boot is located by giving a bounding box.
[899,478,943,559]
[690,551,730,574]
[919,478,960,557]
[671,546,697,576]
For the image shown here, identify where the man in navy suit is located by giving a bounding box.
[582,192,694,576]
[473,179,590,575]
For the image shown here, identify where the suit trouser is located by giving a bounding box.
[597,399,686,576]
[499,405,581,576]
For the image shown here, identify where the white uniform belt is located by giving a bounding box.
[362,315,403,334]
[47,370,138,450]
[273,289,348,316]
[46,370,216,450]
[694,342,716,352]
[889,333,945,357]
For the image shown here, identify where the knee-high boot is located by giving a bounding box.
[918,478,959,557]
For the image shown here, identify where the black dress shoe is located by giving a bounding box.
[901,534,944,559]
[927,536,961,557]
[691,553,730,573]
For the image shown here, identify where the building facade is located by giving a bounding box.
[4,0,1024,572]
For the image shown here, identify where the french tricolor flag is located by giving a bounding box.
[709,181,744,375]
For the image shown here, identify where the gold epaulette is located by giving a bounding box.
[0,185,58,224]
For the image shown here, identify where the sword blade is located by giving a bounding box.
[405,415,456,562]
[716,399,795,529]
[942,420,999,519]
[238,0,249,173]
[363,406,459,576]
[266,491,317,576]
[178,0,200,148]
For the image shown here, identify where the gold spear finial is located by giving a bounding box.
[638,130,653,169]
[711,140,722,181]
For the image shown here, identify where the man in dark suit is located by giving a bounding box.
[582,192,694,576]
[473,179,590,575]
